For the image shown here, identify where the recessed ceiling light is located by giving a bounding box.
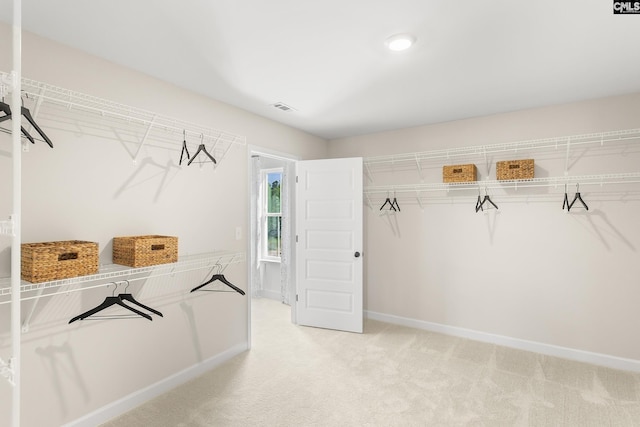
[385,33,416,52]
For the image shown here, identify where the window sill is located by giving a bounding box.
[260,257,281,264]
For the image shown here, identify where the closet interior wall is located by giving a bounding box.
[328,92,640,366]
[0,24,327,427]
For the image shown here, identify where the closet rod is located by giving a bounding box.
[0,72,247,147]
[364,128,640,166]
[364,172,640,195]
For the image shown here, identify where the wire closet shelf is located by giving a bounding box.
[363,128,640,169]
[363,127,640,203]
[0,71,247,162]
[365,172,640,196]
[0,251,246,304]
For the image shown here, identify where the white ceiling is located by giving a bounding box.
[2,0,640,140]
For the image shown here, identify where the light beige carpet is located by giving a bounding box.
[102,298,640,426]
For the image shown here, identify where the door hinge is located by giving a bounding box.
[295,235,298,243]
[296,176,298,183]
[296,294,299,302]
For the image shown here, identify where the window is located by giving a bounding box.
[262,169,283,260]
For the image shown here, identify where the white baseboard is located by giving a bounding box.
[64,343,248,427]
[365,310,640,373]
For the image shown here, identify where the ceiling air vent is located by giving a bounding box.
[271,102,296,112]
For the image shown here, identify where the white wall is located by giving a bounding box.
[258,262,282,301]
[328,93,640,365]
[0,24,326,427]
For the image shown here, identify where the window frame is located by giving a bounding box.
[261,168,283,262]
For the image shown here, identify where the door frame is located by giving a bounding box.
[246,145,299,349]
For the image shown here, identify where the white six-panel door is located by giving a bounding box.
[295,158,363,333]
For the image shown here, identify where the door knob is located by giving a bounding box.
[354,251,361,258]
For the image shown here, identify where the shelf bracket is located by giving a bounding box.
[483,147,490,177]
[21,287,46,333]
[0,356,15,386]
[1,217,15,237]
[0,79,7,100]
[414,154,424,182]
[364,191,373,210]
[30,86,46,122]
[364,161,374,184]
[211,134,226,168]
[0,70,16,91]
[133,114,157,164]
[564,137,572,176]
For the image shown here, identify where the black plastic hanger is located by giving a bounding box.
[475,188,498,212]
[191,268,245,295]
[379,194,400,212]
[0,100,35,144]
[475,193,483,213]
[568,183,588,211]
[0,100,12,122]
[68,296,152,323]
[69,283,153,323]
[187,134,217,165]
[21,106,53,148]
[562,184,571,211]
[380,197,393,210]
[0,99,54,148]
[179,130,190,165]
[117,281,163,317]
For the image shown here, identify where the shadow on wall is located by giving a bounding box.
[35,341,90,418]
[482,209,500,245]
[577,209,637,251]
[180,301,203,363]
[378,210,401,238]
[113,156,182,203]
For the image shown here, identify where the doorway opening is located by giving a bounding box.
[247,147,298,345]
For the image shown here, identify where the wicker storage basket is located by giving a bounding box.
[21,240,99,283]
[496,159,535,180]
[443,164,477,183]
[112,235,178,267]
